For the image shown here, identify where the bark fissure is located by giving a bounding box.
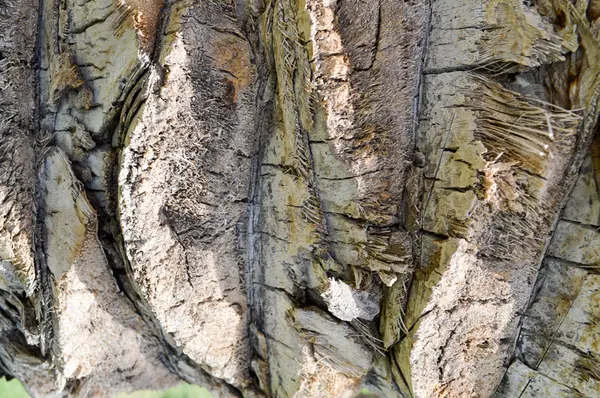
[2,0,600,396]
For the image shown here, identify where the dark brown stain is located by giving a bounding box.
[588,0,600,21]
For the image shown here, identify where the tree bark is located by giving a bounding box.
[0,0,599,396]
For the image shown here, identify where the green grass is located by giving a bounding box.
[0,377,29,398]
[0,378,212,398]
[117,383,213,398]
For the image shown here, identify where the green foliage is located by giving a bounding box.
[0,377,29,398]
[117,383,213,398]
[0,379,212,398]
[356,387,377,397]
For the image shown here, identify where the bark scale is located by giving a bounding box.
[0,0,599,397]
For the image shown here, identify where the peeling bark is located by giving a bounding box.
[0,0,599,397]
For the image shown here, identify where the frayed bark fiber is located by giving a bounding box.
[0,0,599,397]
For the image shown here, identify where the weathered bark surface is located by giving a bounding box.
[0,0,56,394]
[0,0,599,397]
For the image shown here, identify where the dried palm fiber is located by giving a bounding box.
[464,72,582,265]
[380,273,412,349]
[476,166,560,264]
[49,52,84,103]
[351,318,385,356]
[566,1,600,110]
[479,0,565,74]
[576,351,600,383]
[271,0,315,177]
[0,243,34,341]
[31,139,63,358]
[351,265,374,292]
[296,348,359,397]
[470,75,582,175]
[0,243,39,359]
[0,238,34,298]
[115,0,165,53]
[265,0,330,251]
[356,227,411,348]
[301,186,328,239]
[262,0,398,364]
[476,187,547,263]
[354,228,413,288]
[290,307,374,377]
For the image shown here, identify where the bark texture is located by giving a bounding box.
[0,0,599,397]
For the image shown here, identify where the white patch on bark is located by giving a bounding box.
[322,278,380,322]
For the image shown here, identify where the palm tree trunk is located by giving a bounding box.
[0,0,599,396]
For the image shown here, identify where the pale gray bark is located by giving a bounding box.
[0,0,599,397]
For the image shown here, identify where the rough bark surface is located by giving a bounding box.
[0,0,599,397]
